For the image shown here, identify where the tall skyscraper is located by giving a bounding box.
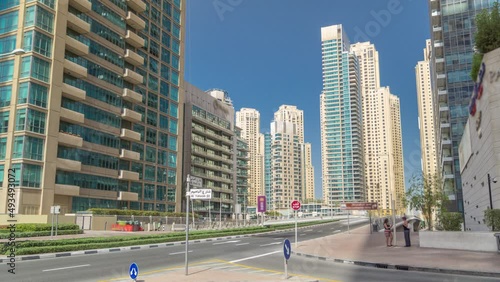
[320,25,364,207]
[303,143,315,201]
[263,132,272,209]
[416,39,438,177]
[236,108,263,206]
[0,0,184,214]
[429,0,495,214]
[270,108,303,209]
[273,105,304,143]
[350,42,405,214]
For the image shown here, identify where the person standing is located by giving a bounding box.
[383,218,393,247]
[402,216,411,247]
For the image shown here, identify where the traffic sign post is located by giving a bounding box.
[283,239,291,279]
[291,200,300,248]
[129,262,139,281]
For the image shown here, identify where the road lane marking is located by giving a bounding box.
[273,237,285,240]
[259,242,281,247]
[169,250,193,255]
[300,233,306,236]
[213,240,240,245]
[235,243,249,246]
[305,229,313,232]
[229,250,280,263]
[43,264,90,272]
[334,230,341,233]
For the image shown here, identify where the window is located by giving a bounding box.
[168,152,176,167]
[170,103,178,118]
[168,135,177,151]
[169,119,177,134]
[20,56,51,82]
[0,0,20,12]
[12,136,44,160]
[145,146,156,163]
[0,10,18,35]
[130,182,142,200]
[171,55,179,70]
[161,63,169,81]
[62,98,120,128]
[148,75,158,91]
[161,32,170,48]
[172,24,180,39]
[159,115,168,130]
[17,82,48,108]
[144,165,156,182]
[161,15,171,32]
[90,0,125,29]
[58,146,119,170]
[160,81,169,97]
[159,132,168,148]
[91,21,125,49]
[0,111,8,133]
[23,30,53,58]
[168,169,176,185]
[0,138,6,160]
[15,108,46,134]
[171,87,178,102]
[87,61,123,87]
[158,150,167,166]
[60,122,119,148]
[131,142,144,160]
[21,163,42,187]
[0,35,16,55]
[0,85,12,107]
[147,110,157,126]
[56,171,118,191]
[146,128,157,144]
[133,124,145,141]
[171,70,179,86]
[131,162,143,179]
[161,48,170,64]
[172,39,179,55]
[89,40,124,68]
[0,60,14,82]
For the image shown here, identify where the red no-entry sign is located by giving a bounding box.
[291,200,301,211]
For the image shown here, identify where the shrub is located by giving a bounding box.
[0,223,80,232]
[484,209,500,231]
[87,208,194,218]
[438,212,463,231]
[470,53,484,81]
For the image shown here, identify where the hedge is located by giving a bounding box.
[0,223,80,232]
[0,229,83,240]
[484,209,500,231]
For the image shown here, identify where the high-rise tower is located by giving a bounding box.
[236,108,263,206]
[320,25,364,207]
[416,39,438,177]
[0,0,185,215]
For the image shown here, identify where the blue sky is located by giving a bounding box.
[185,0,430,198]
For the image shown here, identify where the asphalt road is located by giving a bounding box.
[4,219,497,282]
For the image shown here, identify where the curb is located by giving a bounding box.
[292,251,500,278]
[0,220,339,263]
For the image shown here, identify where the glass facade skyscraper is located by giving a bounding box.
[0,0,184,214]
[429,0,495,213]
[320,24,364,207]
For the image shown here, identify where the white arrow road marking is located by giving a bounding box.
[229,250,281,263]
[169,250,193,255]
[213,240,240,245]
[259,242,281,247]
[43,264,90,272]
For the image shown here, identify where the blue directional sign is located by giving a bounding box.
[283,239,291,260]
[129,262,139,280]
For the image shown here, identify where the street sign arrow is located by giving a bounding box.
[283,239,291,260]
[129,262,139,280]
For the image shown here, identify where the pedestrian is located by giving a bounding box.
[402,216,411,247]
[383,218,393,247]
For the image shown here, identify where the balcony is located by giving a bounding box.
[125,30,144,48]
[55,184,81,197]
[442,137,452,147]
[433,25,442,40]
[123,68,143,85]
[56,158,82,172]
[118,170,140,181]
[126,11,146,30]
[122,88,142,103]
[118,191,139,201]
[58,132,83,148]
[64,59,87,79]
[439,103,449,112]
[120,128,141,142]
[120,149,140,161]
[437,73,446,88]
[65,35,89,56]
[62,83,86,101]
[121,108,142,122]
[126,0,146,13]
[435,57,445,73]
[124,49,144,66]
[430,0,439,10]
[60,107,85,124]
[69,0,91,13]
[67,13,90,34]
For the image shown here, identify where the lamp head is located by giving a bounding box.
[11,48,26,56]
[493,178,498,184]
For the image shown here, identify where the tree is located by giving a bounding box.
[471,1,500,79]
[404,173,448,230]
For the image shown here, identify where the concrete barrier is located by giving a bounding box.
[420,231,498,252]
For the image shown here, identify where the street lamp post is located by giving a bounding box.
[487,173,497,230]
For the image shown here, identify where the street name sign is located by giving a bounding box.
[189,175,202,188]
[344,202,378,210]
[189,189,212,199]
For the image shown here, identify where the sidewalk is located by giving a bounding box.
[111,224,500,281]
[293,224,500,277]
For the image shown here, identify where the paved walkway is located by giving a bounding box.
[102,224,500,281]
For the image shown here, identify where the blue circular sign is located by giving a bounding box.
[283,239,291,260]
[129,262,139,280]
